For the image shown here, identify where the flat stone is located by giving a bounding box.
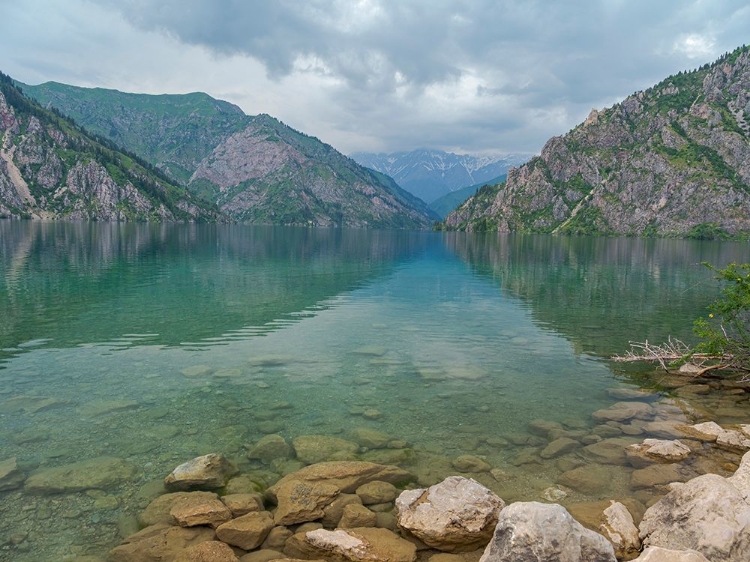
[293,436,359,464]
[25,457,136,493]
[164,454,238,491]
[240,549,285,562]
[396,476,504,552]
[180,365,213,377]
[592,402,655,422]
[677,420,724,442]
[479,502,616,562]
[528,419,563,437]
[170,497,233,528]
[216,511,275,550]
[77,399,139,417]
[540,437,581,459]
[607,388,657,400]
[641,420,686,439]
[0,457,24,491]
[583,437,638,465]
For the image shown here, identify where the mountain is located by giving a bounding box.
[443,45,750,238]
[350,149,530,203]
[22,81,436,228]
[0,73,218,221]
[429,174,507,219]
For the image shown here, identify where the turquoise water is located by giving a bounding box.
[1,221,749,560]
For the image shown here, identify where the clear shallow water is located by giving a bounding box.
[1,221,749,560]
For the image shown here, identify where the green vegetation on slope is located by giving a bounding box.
[429,174,507,219]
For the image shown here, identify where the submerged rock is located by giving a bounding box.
[0,457,25,491]
[396,476,504,552]
[25,456,136,493]
[479,502,616,562]
[293,435,359,464]
[246,434,294,462]
[164,454,238,491]
[175,541,239,561]
[592,402,655,423]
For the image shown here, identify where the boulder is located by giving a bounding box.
[582,438,638,465]
[633,547,710,561]
[339,504,377,529]
[396,476,504,552]
[356,481,398,505]
[25,456,136,493]
[592,402,655,422]
[630,464,687,490]
[284,528,416,562]
[0,457,24,491]
[557,465,611,495]
[600,501,640,560]
[479,502,616,562]
[175,541,240,562]
[170,497,233,528]
[139,492,219,527]
[247,435,294,462]
[272,479,340,525]
[639,474,750,562]
[267,462,413,499]
[322,494,364,528]
[216,511,275,550]
[292,436,359,464]
[221,493,265,517]
[164,454,238,491]
[109,524,215,562]
[240,549,285,562]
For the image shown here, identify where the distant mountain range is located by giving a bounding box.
[11,80,436,227]
[443,45,750,238]
[429,174,506,219]
[350,149,530,204]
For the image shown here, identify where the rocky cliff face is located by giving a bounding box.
[444,46,750,238]
[0,75,217,221]
[189,115,437,228]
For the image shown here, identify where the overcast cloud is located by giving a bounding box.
[0,0,748,155]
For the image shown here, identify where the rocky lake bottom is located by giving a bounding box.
[2,223,750,560]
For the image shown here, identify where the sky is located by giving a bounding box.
[0,1,748,156]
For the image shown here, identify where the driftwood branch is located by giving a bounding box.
[611,337,737,378]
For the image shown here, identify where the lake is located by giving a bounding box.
[1,220,749,560]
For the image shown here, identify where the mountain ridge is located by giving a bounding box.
[442,45,750,238]
[0,73,219,221]
[20,80,436,227]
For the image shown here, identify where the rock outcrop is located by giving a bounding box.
[444,46,750,238]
